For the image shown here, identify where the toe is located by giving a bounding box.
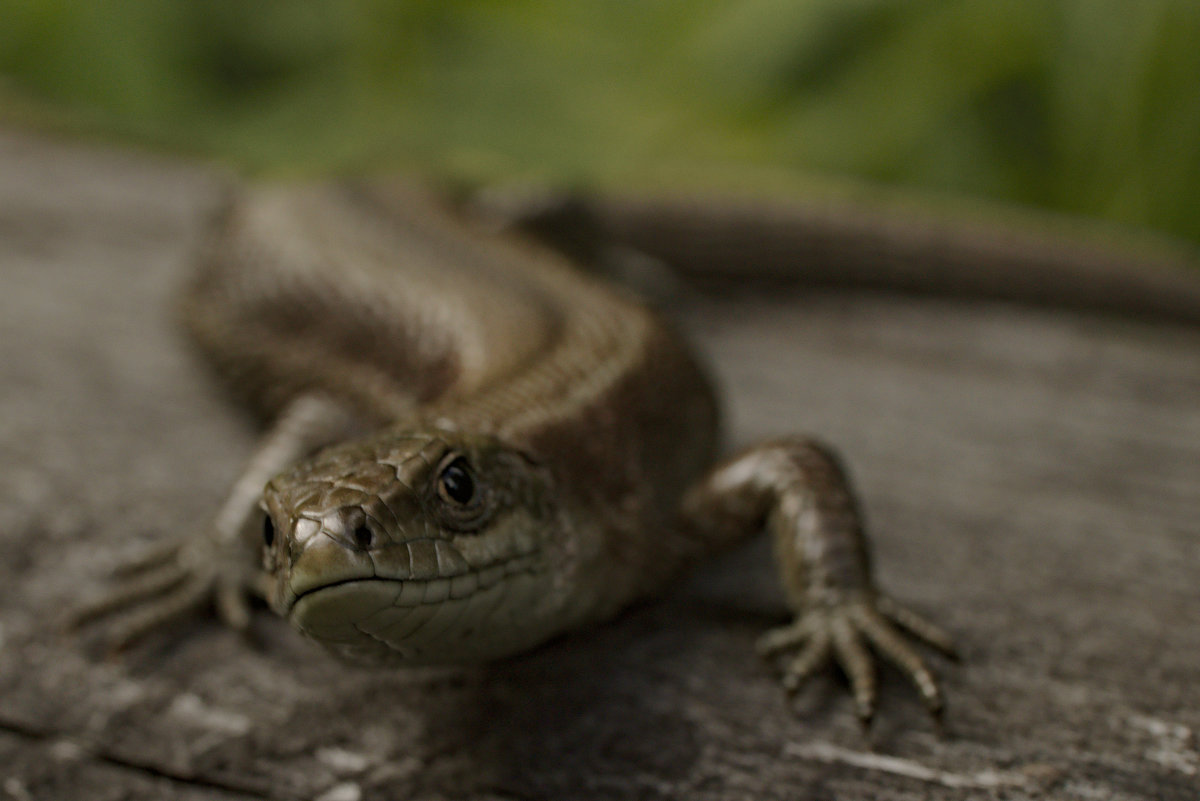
[856,608,943,718]
[830,614,876,727]
[876,595,958,660]
[66,564,190,629]
[106,575,212,653]
[756,615,816,657]
[781,629,830,693]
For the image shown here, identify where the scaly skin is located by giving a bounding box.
[74,180,955,725]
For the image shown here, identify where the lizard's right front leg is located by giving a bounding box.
[69,393,363,650]
[680,437,957,726]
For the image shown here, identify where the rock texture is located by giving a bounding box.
[1,130,1197,800]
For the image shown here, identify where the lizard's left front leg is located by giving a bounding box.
[680,437,956,726]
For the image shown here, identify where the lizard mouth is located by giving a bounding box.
[282,550,540,620]
[285,552,545,663]
[288,576,390,607]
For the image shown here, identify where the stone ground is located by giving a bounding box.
[1,129,1197,800]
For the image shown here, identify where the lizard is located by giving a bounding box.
[72,177,1200,727]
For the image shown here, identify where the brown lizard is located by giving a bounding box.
[73,179,1200,727]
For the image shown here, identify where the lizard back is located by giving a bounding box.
[182,182,721,628]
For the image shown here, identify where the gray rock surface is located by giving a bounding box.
[1,130,1197,799]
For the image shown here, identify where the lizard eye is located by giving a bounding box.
[431,452,494,533]
[263,515,275,548]
[437,457,475,505]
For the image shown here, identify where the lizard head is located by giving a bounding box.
[261,427,567,665]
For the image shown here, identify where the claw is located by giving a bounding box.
[758,596,954,726]
[830,613,876,727]
[781,628,830,693]
[855,606,943,719]
[66,562,190,630]
[215,578,253,631]
[105,575,212,653]
[109,539,186,578]
[876,595,959,660]
[756,614,816,657]
[67,534,263,653]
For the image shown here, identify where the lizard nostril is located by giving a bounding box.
[353,524,373,550]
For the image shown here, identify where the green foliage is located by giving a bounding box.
[2,0,1198,242]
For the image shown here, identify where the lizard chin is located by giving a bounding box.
[287,560,555,665]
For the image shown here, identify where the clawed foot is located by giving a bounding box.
[65,536,261,653]
[757,594,958,727]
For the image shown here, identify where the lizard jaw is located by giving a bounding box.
[286,551,547,664]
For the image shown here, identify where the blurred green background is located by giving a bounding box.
[2,0,1199,243]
